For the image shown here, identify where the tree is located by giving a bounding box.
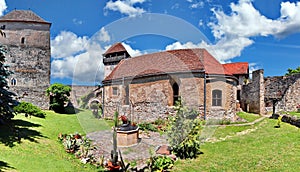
[285,66,300,76]
[166,100,203,159]
[0,44,18,123]
[46,83,71,113]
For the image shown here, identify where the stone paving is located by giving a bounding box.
[87,130,168,168]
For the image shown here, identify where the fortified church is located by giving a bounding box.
[1,10,299,120]
[101,43,249,122]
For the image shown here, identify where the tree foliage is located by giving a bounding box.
[13,101,46,118]
[286,66,300,76]
[0,44,17,123]
[46,83,71,113]
[167,100,203,159]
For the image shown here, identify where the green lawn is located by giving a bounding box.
[2,110,300,171]
[76,110,114,133]
[0,110,111,172]
[288,111,300,118]
[173,118,300,171]
[237,111,261,122]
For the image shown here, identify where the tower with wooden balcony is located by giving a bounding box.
[103,42,131,78]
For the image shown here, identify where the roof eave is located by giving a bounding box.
[102,69,206,86]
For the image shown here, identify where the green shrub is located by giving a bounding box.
[167,101,203,159]
[14,101,46,118]
[147,155,174,172]
[138,122,158,132]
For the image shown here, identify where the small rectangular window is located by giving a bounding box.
[112,87,118,96]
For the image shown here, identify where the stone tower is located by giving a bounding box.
[103,42,131,78]
[0,10,51,109]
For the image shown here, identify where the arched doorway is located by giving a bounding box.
[172,82,179,105]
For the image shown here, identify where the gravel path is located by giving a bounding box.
[87,130,168,168]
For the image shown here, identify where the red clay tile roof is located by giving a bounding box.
[223,62,249,75]
[0,10,50,24]
[103,42,127,56]
[103,48,228,82]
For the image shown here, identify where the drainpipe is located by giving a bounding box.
[204,72,207,120]
[102,85,105,118]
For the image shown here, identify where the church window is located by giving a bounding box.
[11,78,17,86]
[112,87,118,96]
[124,85,129,105]
[172,82,179,105]
[21,37,25,44]
[212,89,222,106]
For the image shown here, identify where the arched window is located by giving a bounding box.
[21,37,25,44]
[11,78,17,86]
[212,89,222,106]
[172,82,179,105]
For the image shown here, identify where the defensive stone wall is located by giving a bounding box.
[0,14,51,109]
[241,69,265,114]
[265,74,300,112]
[69,85,101,108]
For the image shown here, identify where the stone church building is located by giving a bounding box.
[0,10,51,109]
[102,43,249,122]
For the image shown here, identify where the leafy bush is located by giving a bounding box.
[167,101,203,159]
[147,155,174,172]
[14,101,46,118]
[46,83,71,113]
[138,122,158,132]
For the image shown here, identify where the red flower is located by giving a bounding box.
[119,115,128,123]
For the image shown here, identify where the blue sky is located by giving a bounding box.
[1,0,300,85]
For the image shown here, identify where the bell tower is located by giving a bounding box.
[103,42,131,78]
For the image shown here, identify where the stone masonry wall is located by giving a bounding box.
[103,74,238,122]
[0,20,51,109]
[207,77,237,119]
[241,70,265,114]
[264,74,300,112]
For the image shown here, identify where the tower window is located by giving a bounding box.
[212,89,222,106]
[11,78,17,86]
[21,37,25,44]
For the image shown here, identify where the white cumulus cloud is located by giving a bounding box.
[104,0,147,17]
[51,31,89,58]
[51,30,141,84]
[97,27,111,42]
[0,0,7,16]
[167,0,300,62]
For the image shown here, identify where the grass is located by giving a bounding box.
[0,110,111,172]
[76,110,114,133]
[287,111,300,118]
[237,111,261,122]
[2,110,300,171]
[173,118,300,171]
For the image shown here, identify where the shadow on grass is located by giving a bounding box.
[0,160,15,172]
[0,119,46,147]
[63,106,83,114]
